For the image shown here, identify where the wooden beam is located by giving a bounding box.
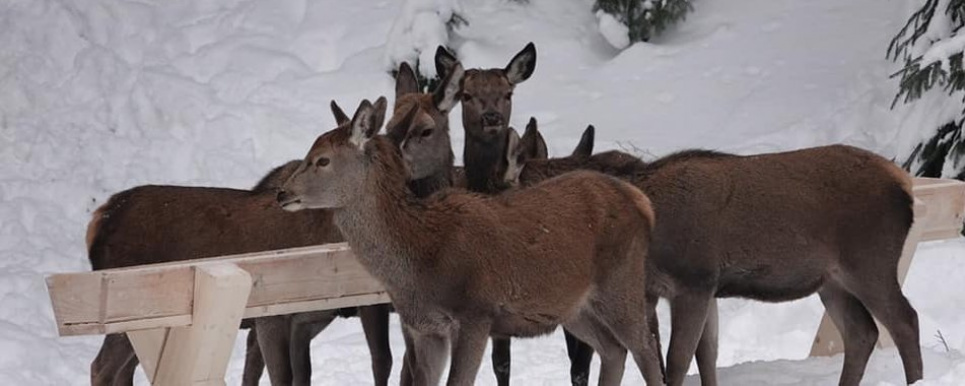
[129,264,252,385]
[47,243,389,336]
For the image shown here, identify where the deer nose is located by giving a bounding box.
[481,112,503,127]
[276,190,291,204]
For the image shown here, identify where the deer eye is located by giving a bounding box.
[461,93,473,102]
[421,128,434,138]
[314,157,330,167]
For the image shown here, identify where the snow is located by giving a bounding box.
[596,10,631,50]
[1,0,964,384]
[384,0,463,78]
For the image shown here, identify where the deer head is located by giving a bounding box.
[278,97,388,211]
[436,43,536,141]
[503,123,598,188]
[502,118,553,188]
[388,61,465,181]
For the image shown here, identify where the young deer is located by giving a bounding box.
[276,98,665,386]
[435,43,540,194]
[439,43,594,386]
[505,125,922,386]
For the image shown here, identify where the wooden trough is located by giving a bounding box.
[45,178,965,385]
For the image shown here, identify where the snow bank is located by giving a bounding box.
[1,0,964,384]
[383,0,463,78]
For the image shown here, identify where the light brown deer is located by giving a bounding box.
[438,43,596,386]
[276,98,665,386]
[504,124,922,386]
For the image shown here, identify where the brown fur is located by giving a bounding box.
[85,205,107,252]
[278,101,665,385]
[513,140,921,386]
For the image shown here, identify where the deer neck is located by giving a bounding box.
[408,172,452,199]
[333,138,440,291]
[463,136,505,193]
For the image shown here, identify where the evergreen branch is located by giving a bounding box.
[888,0,940,62]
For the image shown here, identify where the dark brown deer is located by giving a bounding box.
[435,43,539,194]
[505,124,922,386]
[276,98,665,386]
[439,43,595,386]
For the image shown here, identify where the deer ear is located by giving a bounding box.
[349,97,388,149]
[572,125,595,159]
[370,96,388,135]
[502,128,524,186]
[434,45,458,80]
[330,100,350,126]
[433,62,465,114]
[504,42,536,85]
[521,117,549,160]
[396,62,420,99]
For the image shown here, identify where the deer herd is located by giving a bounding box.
[84,43,924,386]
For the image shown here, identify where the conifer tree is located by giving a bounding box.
[594,0,693,44]
[891,0,965,178]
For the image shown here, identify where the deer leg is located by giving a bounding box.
[564,329,594,386]
[359,305,393,386]
[490,337,511,386]
[405,324,449,386]
[290,311,337,386]
[666,292,713,386]
[447,320,492,386]
[91,333,135,386]
[563,312,627,386]
[818,282,879,386]
[242,326,265,386]
[255,315,294,386]
[400,326,416,386]
[695,300,719,386]
[646,294,666,378]
[589,294,664,385]
[846,279,922,384]
[113,353,138,386]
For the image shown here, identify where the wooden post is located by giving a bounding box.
[809,198,926,356]
[129,263,252,385]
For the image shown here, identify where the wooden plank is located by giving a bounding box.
[151,263,251,385]
[48,243,390,336]
[242,292,391,319]
[45,273,101,336]
[912,177,965,241]
[128,328,169,382]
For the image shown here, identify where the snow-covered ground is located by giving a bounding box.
[1,0,963,384]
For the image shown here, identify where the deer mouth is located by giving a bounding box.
[280,200,304,212]
[277,191,304,212]
[483,125,503,135]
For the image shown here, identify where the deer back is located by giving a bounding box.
[87,185,338,270]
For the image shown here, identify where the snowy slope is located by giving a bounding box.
[1,0,963,384]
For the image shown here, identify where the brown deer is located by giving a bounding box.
[439,43,596,386]
[85,103,392,386]
[504,124,922,386]
[84,59,467,386]
[276,97,665,386]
